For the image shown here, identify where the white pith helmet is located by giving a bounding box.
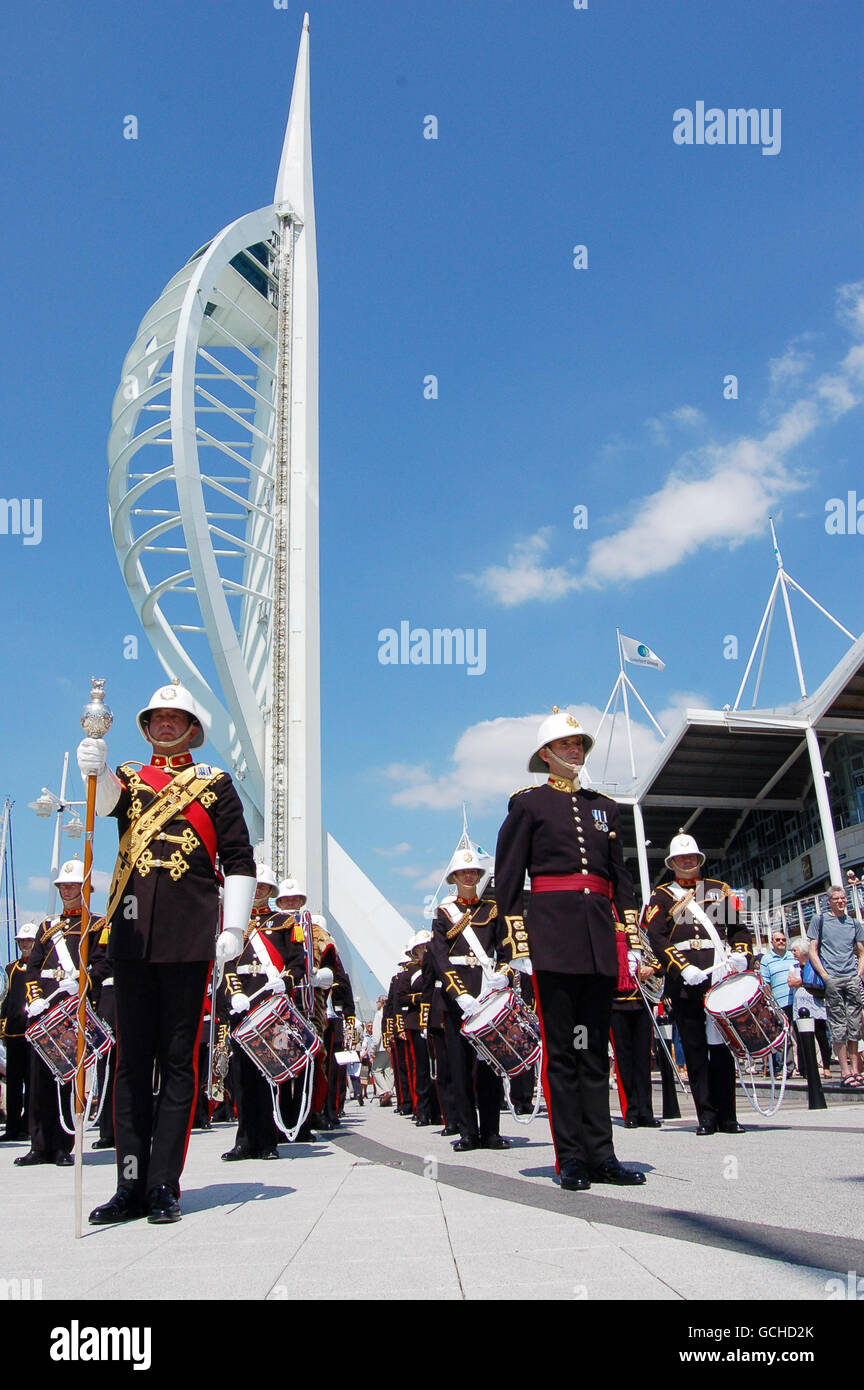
[445,834,487,883]
[276,875,306,905]
[137,679,206,748]
[54,856,84,886]
[665,831,705,871]
[408,929,432,950]
[256,864,278,891]
[528,707,595,773]
[16,922,39,941]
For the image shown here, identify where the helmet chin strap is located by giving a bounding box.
[145,721,196,752]
[545,749,582,787]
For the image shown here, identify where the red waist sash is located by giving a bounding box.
[530,873,613,897]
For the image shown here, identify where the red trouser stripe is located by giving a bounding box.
[530,982,561,1174]
[179,964,211,1190]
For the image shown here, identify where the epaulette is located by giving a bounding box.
[510,784,539,797]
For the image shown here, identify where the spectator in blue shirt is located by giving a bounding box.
[760,930,798,1075]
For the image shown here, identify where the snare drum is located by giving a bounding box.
[25,995,114,1083]
[461,989,542,1078]
[704,972,788,1062]
[232,995,322,1084]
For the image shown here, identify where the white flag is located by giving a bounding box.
[620,635,665,670]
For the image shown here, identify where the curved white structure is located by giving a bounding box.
[107,17,410,1005]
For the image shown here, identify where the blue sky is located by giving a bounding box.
[1,0,862,957]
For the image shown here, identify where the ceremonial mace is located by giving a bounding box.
[74,678,113,1238]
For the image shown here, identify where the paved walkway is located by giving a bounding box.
[2,1086,863,1303]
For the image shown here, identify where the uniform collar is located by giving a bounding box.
[456,895,479,907]
[252,905,272,918]
[548,775,579,793]
[150,752,195,771]
[61,906,82,918]
[675,876,701,888]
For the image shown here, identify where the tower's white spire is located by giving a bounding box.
[275,12,314,224]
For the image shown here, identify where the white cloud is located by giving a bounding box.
[373,842,412,858]
[468,282,864,603]
[768,339,814,390]
[381,704,679,811]
[27,876,50,895]
[464,530,579,607]
[645,404,706,445]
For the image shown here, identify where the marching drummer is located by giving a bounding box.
[427,833,510,1152]
[220,864,305,1162]
[16,858,89,1168]
[642,832,750,1136]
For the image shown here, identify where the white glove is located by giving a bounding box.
[681,964,709,986]
[627,951,641,976]
[457,993,482,1018]
[222,875,257,935]
[728,953,748,973]
[230,992,251,1015]
[266,967,286,996]
[57,974,79,996]
[77,737,107,776]
[26,998,49,1019]
[484,970,510,993]
[511,957,533,976]
[312,967,334,990]
[216,929,244,964]
[77,738,122,814]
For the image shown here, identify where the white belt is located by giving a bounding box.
[448,955,480,966]
[237,965,263,976]
[103,977,114,987]
[41,969,66,980]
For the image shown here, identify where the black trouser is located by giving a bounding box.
[113,959,210,1198]
[442,1007,502,1142]
[427,1026,456,1128]
[231,1044,281,1151]
[28,1049,72,1155]
[668,982,737,1128]
[533,971,616,1171]
[611,1006,655,1122]
[96,987,116,1141]
[391,1037,412,1111]
[4,1036,29,1136]
[406,1030,439,1123]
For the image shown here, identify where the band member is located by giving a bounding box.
[17,859,90,1167]
[643,832,749,1135]
[611,924,662,1128]
[274,882,331,1141]
[494,708,646,1190]
[401,932,440,1127]
[385,959,414,1114]
[0,922,37,1143]
[419,938,458,1134]
[221,864,305,1161]
[78,680,256,1224]
[428,835,509,1152]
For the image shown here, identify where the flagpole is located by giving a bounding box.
[618,630,638,782]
